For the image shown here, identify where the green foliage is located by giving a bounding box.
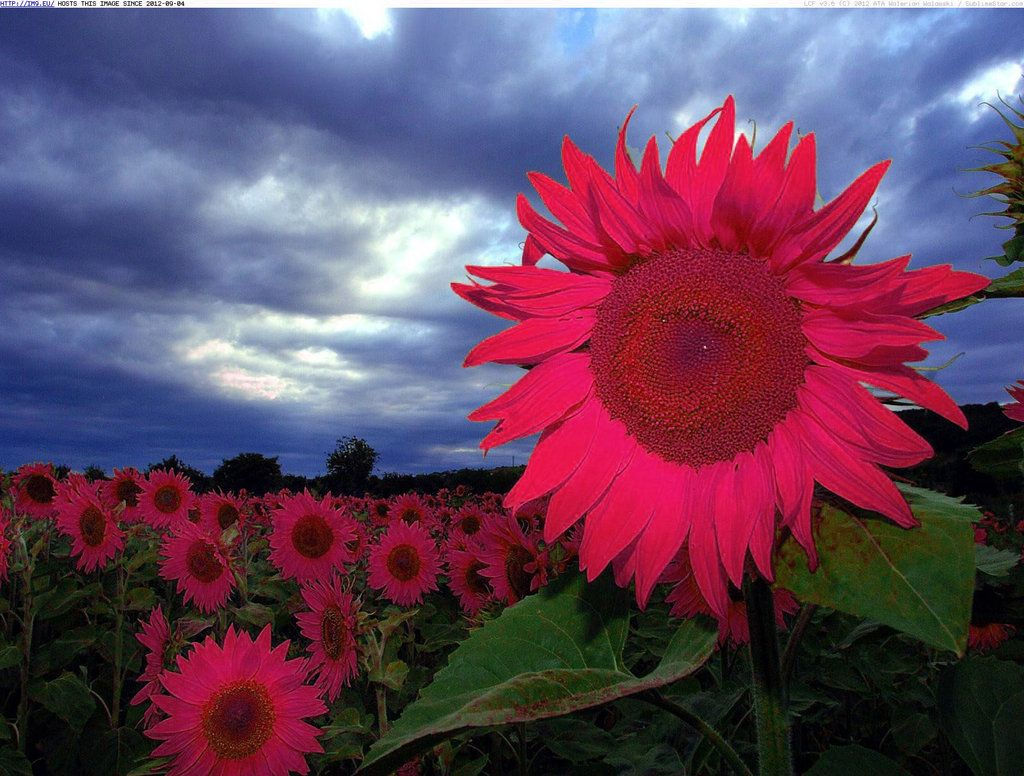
[804,744,903,775]
[359,573,717,774]
[969,426,1024,480]
[212,451,284,496]
[775,485,976,654]
[326,437,379,495]
[938,657,1024,776]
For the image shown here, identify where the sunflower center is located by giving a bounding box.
[589,248,808,468]
[217,503,240,530]
[201,679,276,760]
[320,605,349,661]
[186,540,224,583]
[291,514,334,559]
[504,545,533,601]
[154,485,181,514]
[400,507,422,524]
[386,544,421,582]
[24,474,55,504]
[458,514,482,535]
[79,506,106,547]
[465,560,490,596]
[115,479,141,507]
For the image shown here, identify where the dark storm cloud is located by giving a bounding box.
[0,8,1021,476]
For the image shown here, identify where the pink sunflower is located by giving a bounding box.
[663,549,798,646]
[1005,379,1024,422]
[200,491,246,535]
[446,544,493,616]
[449,504,489,541]
[367,521,440,606]
[478,513,541,605]
[159,521,234,613]
[102,467,146,524]
[54,483,124,572]
[269,491,357,584]
[131,605,171,726]
[11,462,58,520]
[146,625,326,776]
[455,96,989,615]
[295,576,360,702]
[388,492,434,529]
[140,468,195,529]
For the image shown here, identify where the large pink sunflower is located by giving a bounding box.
[11,462,58,520]
[295,575,360,702]
[159,521,235,613]
[456,97,989,616]
[367,521,441,606]
[146,625,326,776]
[54,483,124,572]
[140,469,196,529]
[269,491,357,584]
[0,513,12,581]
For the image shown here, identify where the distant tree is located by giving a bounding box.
[213,453,283,497]
[326,437,378,495]
[147,455,212,493]
[83,465,107,482]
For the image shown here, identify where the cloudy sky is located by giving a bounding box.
[1,8,1022,477]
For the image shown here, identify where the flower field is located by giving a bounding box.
[3,91,1024,776]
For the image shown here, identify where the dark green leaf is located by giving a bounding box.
[357,573,716,775]
[969,427,1024,479]
[126,587,157,611]
[774,485,976,654]
[938,656,1024,776]
[976,545,1020,577]
[804,745,902,775]
[891,711,936,756]
[30,672,97,731]
[0,746,33,776]
[986,266,1024,296]
[0,646,19,671]
[232,602,275,628]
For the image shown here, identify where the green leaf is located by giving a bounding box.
[976,544,1020,577]
[938,656,1024,776]
[0,746,33,776]
[357,573,716,775]
[804,745,903,775]
[125,587,157,611]
[369,660,409,691]
[986,266,1024,297]
[232,602,276,628]
[774,485,976,654]
[891,711,936,756]
[30,672,97,731]
[969,426,1024,479]
[0,646,20,671]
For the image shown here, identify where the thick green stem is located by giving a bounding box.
[111,561,127,729]
[743,577,793,776]
[640,690,753,776]
[376,684,389,736]
[16,537,34,754]
[517,721,528,776]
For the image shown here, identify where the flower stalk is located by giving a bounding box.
[743,576,793,776]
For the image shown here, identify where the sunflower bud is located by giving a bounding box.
[969,94,1024,265]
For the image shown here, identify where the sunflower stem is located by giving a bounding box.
[639,690,753,776]
[16,533,34,754]
[111,558,127,729]
[743,577,793,776]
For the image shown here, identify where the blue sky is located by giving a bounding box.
[1,8,1022,477]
